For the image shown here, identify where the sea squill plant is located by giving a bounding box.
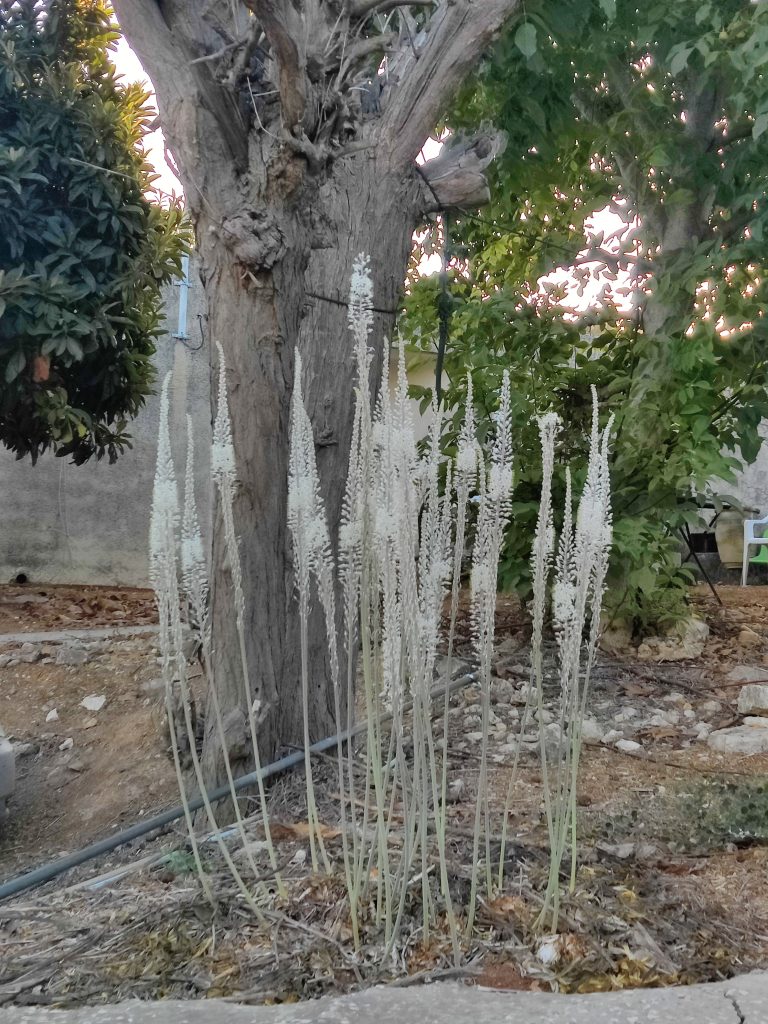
[287,350,341,876]
[151,377,270,919]
[537,388,614,931]
[497,411,559,891]
[465,370,514,934]
[151,252,614,958]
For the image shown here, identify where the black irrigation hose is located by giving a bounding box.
[0,671,475,903]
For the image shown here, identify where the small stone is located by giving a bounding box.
[67,759,85,773]
[616,738,642,753]
[0,654,11,668]
[83,718,98,729]
[737,684,768,717]
[699,700,722,716]
[45,708,59,723]
[58,737,74,751]
[490,679,515,704]
[708,718,768,755]
[738,627,762,648]
[56,646,88,666]
[18,642,40,664]
[11,741,36,757]
[580,718,604,745]
[465,731,484,743]
[615,707,639,722]
[602,729,622,745]
[727,665,768,684]
[80,694,106,712]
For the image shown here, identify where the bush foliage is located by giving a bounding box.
[403,0,768,632]
[0,0,186,463]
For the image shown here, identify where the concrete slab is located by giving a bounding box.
[2,974,766,1024]
[0,625,159,646]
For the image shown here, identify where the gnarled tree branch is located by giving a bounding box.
[244,0,307,129]
[420,129,507,211]
[379,0,521,168]
[112,0,248,177]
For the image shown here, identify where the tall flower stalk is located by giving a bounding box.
[466,371,514,935]
[498,411,559,890]
[287,350,337,875]
[154,254,614,958]
[537,388,614,932]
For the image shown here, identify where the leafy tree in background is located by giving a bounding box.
[0,0,186,464]
[403,0,768,631]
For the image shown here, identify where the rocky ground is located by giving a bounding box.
[3,582,768,1006]
[0,585,175,871]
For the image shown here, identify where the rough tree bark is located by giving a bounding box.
[113,0,521,789]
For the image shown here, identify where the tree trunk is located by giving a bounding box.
[111,0,520,797]
[199,158,423,786]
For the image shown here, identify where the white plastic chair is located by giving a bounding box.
[742,513,768,585]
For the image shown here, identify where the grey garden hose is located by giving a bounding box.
[0,670,475,902]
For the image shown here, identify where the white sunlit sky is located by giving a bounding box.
[113,39,629,314]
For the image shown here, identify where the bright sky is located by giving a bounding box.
[114,39,182,197]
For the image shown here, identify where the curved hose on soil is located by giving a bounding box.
[0,671,474,902]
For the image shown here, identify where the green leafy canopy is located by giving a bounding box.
[0,0,187,464]
[403,0,768,632]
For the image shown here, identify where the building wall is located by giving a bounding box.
[728,422,768,518]
[0,259,212,587]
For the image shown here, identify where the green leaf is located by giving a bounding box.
[754,114,768,140]
[648,145,671,168]
[669,45,693,77]
[5,349,25,383]
[514,22,537,59]
[598,0,616,21]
